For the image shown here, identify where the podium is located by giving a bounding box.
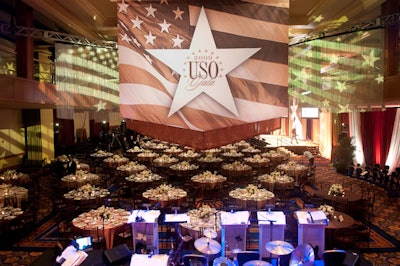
[129,210,161,254]
[220,211,250,258]
[257,211,286,258]
[295,210,327,259]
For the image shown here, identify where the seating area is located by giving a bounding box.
[1,135,399,265]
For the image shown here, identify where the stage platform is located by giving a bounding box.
[258,134,320,156]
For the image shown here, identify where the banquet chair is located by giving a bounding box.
[322,249,346,266]
[236,251,260,266]
[182,254,208,266]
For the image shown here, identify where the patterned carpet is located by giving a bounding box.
[2,155,400,265]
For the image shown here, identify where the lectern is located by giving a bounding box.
[257,211,286,259]
[295,210,327,259]
[220,211,250,258]
[129,210,161,254]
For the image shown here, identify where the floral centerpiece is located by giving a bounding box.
[126,170,162,183]
[319,204,335,218]
[1,170,17,180]
[79,184,94,193]
[157,184,173,194]
[246,184,259,195]
[170,161,199,171]
[328,183,344,197]
[188,204,215,221]
[97,205,111,220]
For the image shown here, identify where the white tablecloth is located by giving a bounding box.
[130,254,169,266]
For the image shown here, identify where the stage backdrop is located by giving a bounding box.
[118,0,289,149]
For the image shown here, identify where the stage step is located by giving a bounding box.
[306,146,320,156]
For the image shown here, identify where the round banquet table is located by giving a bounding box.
[325,210,355,230]
[229,188,274,210]
[314,189,362,212]
[61,172,100,189]
[257,174,294,191]
[63,186,110,202]
[72,207,130,249]
[0,184,28,208]
[142,186,187,208]
[179,208,221,240]
[0,172,30,186]
[191,172,226,192]
[116,162,147,177]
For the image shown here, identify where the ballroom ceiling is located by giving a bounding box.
[0,0,387,46]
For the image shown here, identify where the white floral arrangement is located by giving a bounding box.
[319,204,335,217]
[170,161,198,170]
[157,184,173,194]
[154,154,177,163]
[246,184,259,195]
[242,146,261,153]
[75,170,85,177]
[222,161,251,171]
[97,206,111,220]
[188,204,215,221]
[328,183,344,196]
[79,184,93,192]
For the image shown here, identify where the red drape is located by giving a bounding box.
[360,108,396,167]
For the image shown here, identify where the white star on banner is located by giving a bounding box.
[118,1,129,13]
[131,16,144,29]
[173,6,184,20]
[146,7,260,117]
[145,4,157,18]
[362,49,379,68]
[159,19,171,33]
[322,99,330,108]
[336,81,347,92]
[375,74,384,84]
[120,33,131,44]
[95,101,106,112]
[144,31,156,45]
[338,104,351,113]
[172,34,184,48]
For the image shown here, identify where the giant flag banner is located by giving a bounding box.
[118,0,289,148]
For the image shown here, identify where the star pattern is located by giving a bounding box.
[144,31,157,45]
[95,100,107,112]
[172,34,184,48]
[131,16,144,29]
[120,33,131,44]
[145,4,157,18]
[159,19,171,33]
[173,7,184,20]
[322,99,330,108]
[313,15,324,23]
[338,104,351,113]
[146,7,260,117]
[329,54,340,64]
[375,74,384,84]
[118,1,129,13]
[336,81,347,93]
[362,49,379,68]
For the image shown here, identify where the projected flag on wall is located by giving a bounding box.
[117,0,288,145]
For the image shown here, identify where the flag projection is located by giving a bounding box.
[55,43,119,122]
[289,29,384,114]
[118,0,289,148]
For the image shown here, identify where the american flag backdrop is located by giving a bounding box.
[118,0,289,143]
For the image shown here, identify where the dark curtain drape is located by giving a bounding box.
[360,108,396,167]
[57,119,74,147]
